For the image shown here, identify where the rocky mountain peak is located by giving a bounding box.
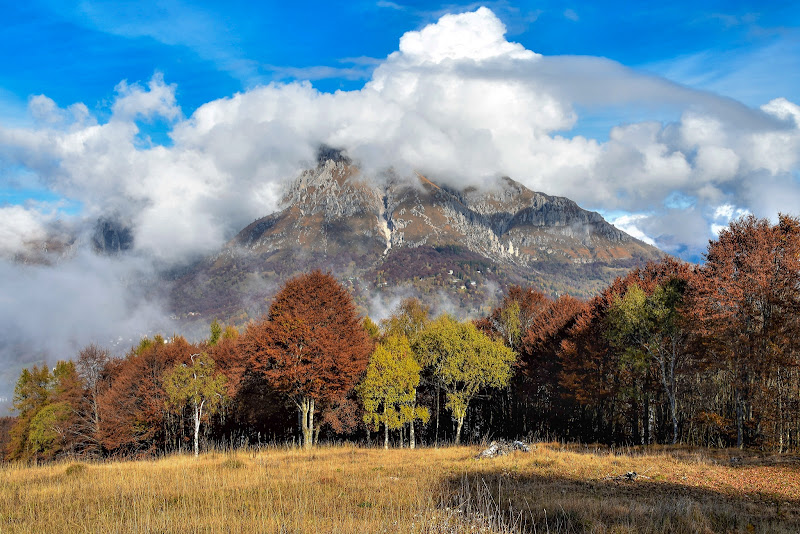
[171,158,663,324]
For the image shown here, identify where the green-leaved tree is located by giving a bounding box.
[607,280,689,444]
[163,353,227,456]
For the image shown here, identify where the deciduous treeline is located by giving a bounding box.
[5,215,800,460]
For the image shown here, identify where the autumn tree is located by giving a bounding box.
[7,361,84,460]
[164,353,227,456]
[98,335,195,455]
[416,315,515,444]
[241,271,373,449]
[358,335,429,448]
[0,417,14,461]
[75,344,111,455]
[607,277,691,444]
[478,286,561,438]
[381,297,430,448]
[558,282,630,443]
[694,214,800,449]
[363,316,380,340]
[479,286,550,351]
[381,297,430,341]
[209,320,223,346]
[516,294,586,438]
[7,365,53,460]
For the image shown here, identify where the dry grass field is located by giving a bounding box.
[1,443,800,533]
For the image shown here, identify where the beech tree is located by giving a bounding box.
[607,278,690,444]
[381,298,430,341]
[381,297,430,448]
[358,335,429,449]
[416,315,515,444]
[694,214,800,448]
[164,353,227,456]
[241,270,372,449]
[480,286,550,351]
[477,287,558,439]
[98,335,194,455]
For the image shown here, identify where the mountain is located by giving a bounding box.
[169,153,662,324]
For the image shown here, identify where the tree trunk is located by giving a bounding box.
[736,387,744,449]
[455,415,465,445]
[670,393,678,445]
[308,398,315,448]
[410,388,417,449]
[193,401,203,457]
[659,344,680,445]
[383,403,389,449]
[435,382,440,448]
[298,397,314,450]
[643,392,650,445]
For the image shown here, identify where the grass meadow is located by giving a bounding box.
[1,443,800,533]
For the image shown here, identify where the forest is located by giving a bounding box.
[3,213,800,461]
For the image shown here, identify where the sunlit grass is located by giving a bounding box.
[1,443,799,532]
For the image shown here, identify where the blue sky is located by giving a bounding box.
[2,1,797,121]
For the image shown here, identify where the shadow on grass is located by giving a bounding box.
[440,467,800,533]
[547,442,800,468]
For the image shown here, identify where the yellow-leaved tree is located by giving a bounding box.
[416,315,516,444]
[358,335,429,449]
[381,297,430,448]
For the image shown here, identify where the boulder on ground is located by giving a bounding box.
[476,440,531,459]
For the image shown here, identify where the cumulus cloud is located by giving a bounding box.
[2,6,800,401]
[3,6,798,262]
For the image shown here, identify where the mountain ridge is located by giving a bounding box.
[169,157,662,324]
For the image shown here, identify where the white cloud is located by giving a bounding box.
[1,7,800,264]
[111,74,181,122]
[0,251,176,397]
[711,203,751,235]
[761,97,800,127]
[608,214,657,246]
[0,205,50,257]
[393,7,538,64]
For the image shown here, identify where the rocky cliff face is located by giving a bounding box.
[92,218,134,255]
[170,157,662,323]
[381,173,647,266]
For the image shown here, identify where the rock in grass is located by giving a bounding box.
[476,440,531,459]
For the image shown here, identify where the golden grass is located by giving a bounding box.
[1,443,799,533]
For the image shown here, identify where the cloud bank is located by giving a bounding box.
[3,7,798,262]
[1,6,799,402]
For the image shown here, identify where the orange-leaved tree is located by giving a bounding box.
[241,271,373,449]
[693,214,800,449]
